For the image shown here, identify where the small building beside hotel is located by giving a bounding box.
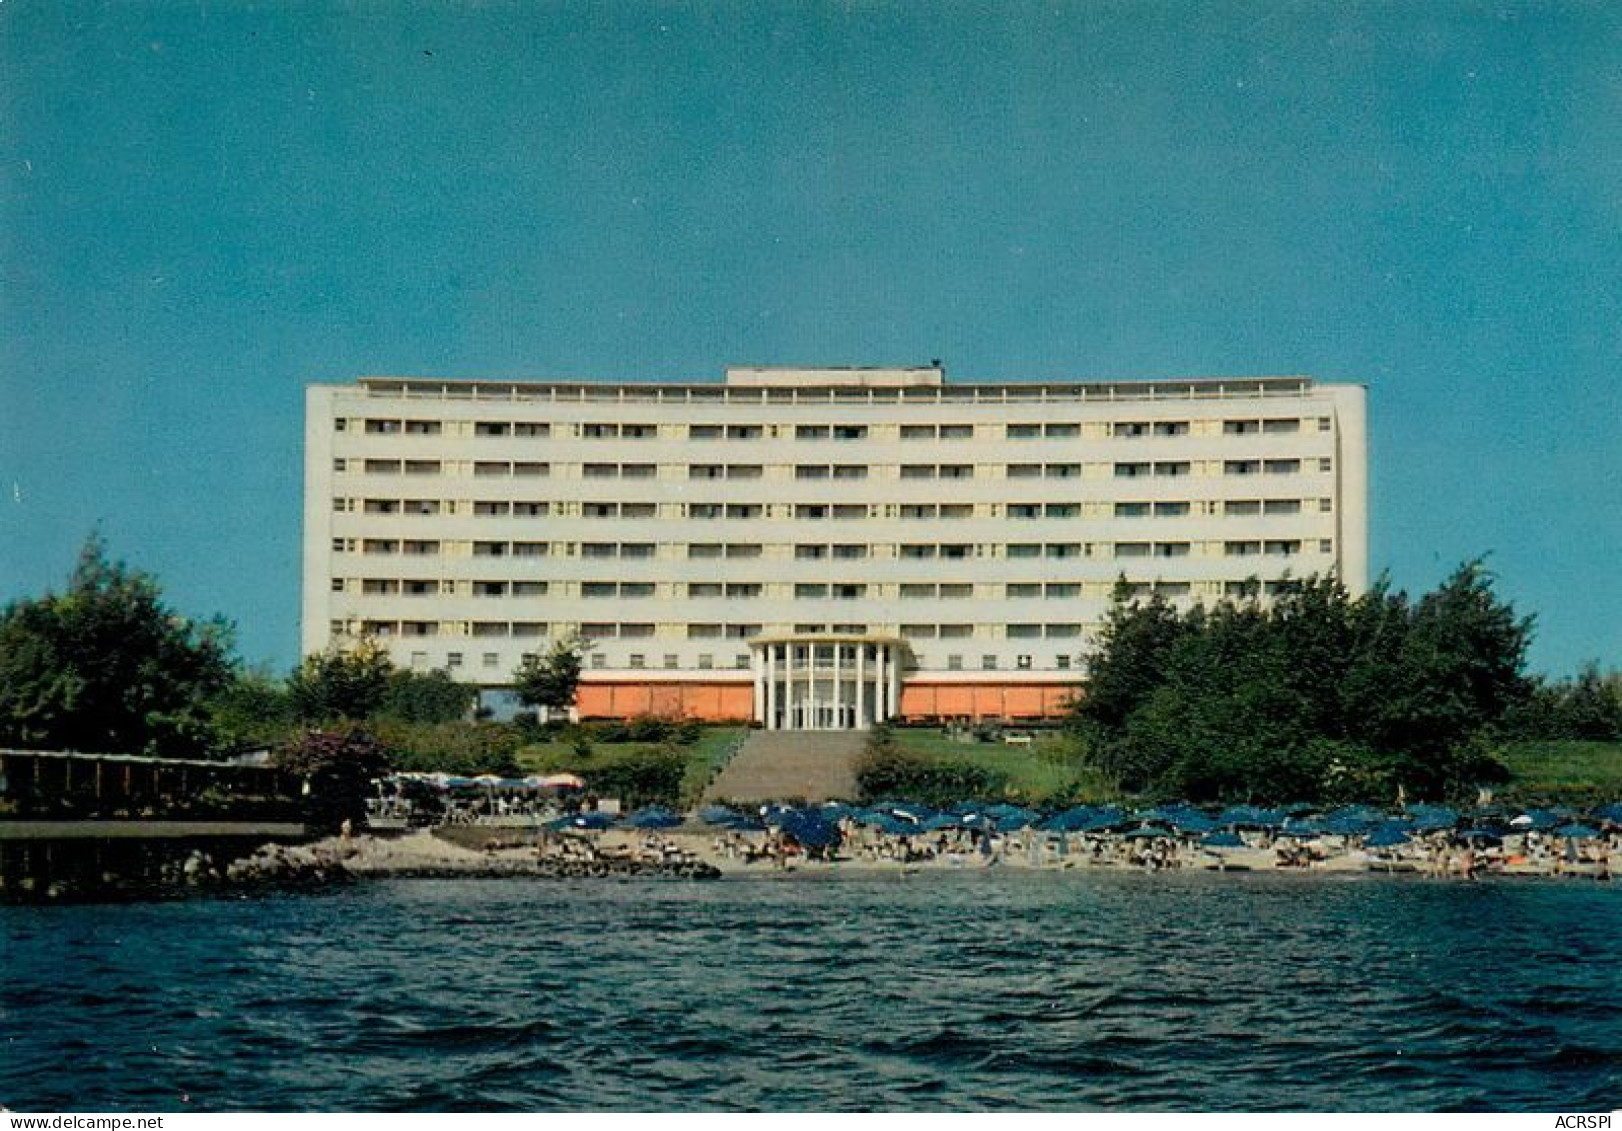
[303,366,1367,728]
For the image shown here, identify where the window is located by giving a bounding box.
[1154,542,1190,557]
[582,582,617,598]
[1265,540,1302,556]
[581,423,617,439]
[1225,500,1261,516]
[833,504,868,519]
[403,420,440,436]
[1154,421,1189,437]
[1319,539,1334,553]
[940,544,971,559]
[472,623,508,637]
[1225,460,1260,476]
[664,654,679,669]
[796,425,830,440]
[1115,421,1149,438]
[1263,459,1301,475]
[689,424,722,440]
[726,425,762,440]
[408,499,442,516]
[795,584,828,598]
[1046,463,1080,478]
[982,655,999,670]
[901,624,937,639]
[1155,461,1191,477]
[622,463,656,479]
[1046,584,1080,598]
[475,421,511,437]
[688,583,723,598]
[514,422,549,437]
[832,544,867,559]
[796,545,827,560]
[833,425,866,440]
[1263,418,1300,434]
[628,654,646,669]
[940,624,972,639]
[939,583,973,598]
[1007,463,1041,479]
[363,459,399,474]
[513,541,548,557]
[948,655,964,671]
[1046,543,1082,559]
[796,504,828,520]
[474,501,511,517]
[1044,504,1078,519]
[584,463,618,479]
[725,583,761,598]
[446,652,463,667]
[899,584,934,598]
[621,502,656,519]
[483,653,500,669]
[330,577,346,592]
[1319,498,1334,513]
[688,543,722,559]
[1007,543,1041,559]
[940,424,974,440]
[1006,424,1041,439]
[1263,499,1301,515]
[475,581,509,597]
[621,424,657,439]
[582,543,616,559]
[1319,457,1334,472]
[404,460,439,475]
[1007,583,1041,598]
[796,465,830,480]
[621,623,655,638]
[1008,624,1042,639]
[900,465,935,480]
[724,544,762,559]
[1009,503,1042,520]
[1017,655,1032,670]
[1056,655,1072,670]
[1225,540,1262,557]
[1044,423,1079,438]
[1115,542,1151,558]
[939,465,973,479]
[832,584,866,599]
[475,461,510,477]
[899,504,935,519]
[513,581,547,596]
[1223,419,1260,435]
[365,419,401,434]
[900,424,934,440]
[514,462,549,478]
[689,503,722,519]
[1115,462,1151,478]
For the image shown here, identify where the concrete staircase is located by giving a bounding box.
[702,731,867,804]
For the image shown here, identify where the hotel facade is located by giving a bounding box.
[303,367,1367,729]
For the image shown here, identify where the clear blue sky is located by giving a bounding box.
[3,1,1618,677]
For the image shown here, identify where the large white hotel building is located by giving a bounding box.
[303,366,1366,729]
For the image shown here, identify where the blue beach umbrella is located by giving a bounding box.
[1554,823,1601,840]
[1406,805,1458,832]
[547,811,615,832]
[1365,823,1412,849]
[622,806,683,829]
[1591,803,1622,825]
[1201,831,1246,849]
[771,808,842,850]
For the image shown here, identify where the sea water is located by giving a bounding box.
[4,871,1618,1111]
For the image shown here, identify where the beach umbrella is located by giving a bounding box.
[771,808,841,850]
[1365,823,1412,849]
[1593,803,1622,825]
[1277,823,1325,840]
[1456,828,1502,845]
[1406,805,1458,832]
[622,806,683,829]
[546,811,614,832]
[1201,831,1246,849]
[537,773,586,790]
[1554,823,1601,840]
[1123,825,1167,840]
[1169,811,1217,835]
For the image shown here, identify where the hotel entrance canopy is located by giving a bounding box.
[749,635,906,731]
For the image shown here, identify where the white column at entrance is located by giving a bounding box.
[751,648,764,725]
[833,643,843,729]
[855,644,868,729]
[875,644,887,722]
[765,645,778,731]
[888,645,901,723]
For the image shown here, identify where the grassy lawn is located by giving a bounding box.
[514,726,747,806]
[887,727,1118,805]
[1493,739,1622,804]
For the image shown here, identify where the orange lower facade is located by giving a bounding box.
[576,678,1078,723]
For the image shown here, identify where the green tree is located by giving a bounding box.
[207,664,298,751]
[378,668,477,723]
[0,536,235,757]
[288,638,394,722]
[513,636,586,721]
